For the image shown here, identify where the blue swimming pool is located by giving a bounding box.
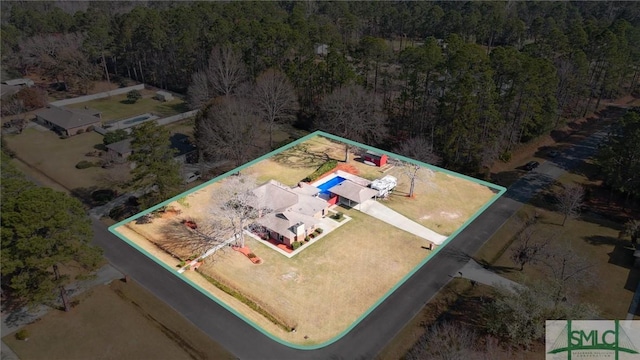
[123,114,153,125]
[316,176,346,194]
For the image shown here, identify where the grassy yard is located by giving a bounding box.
[66,90,188,122]
[2,280,235,360]
[195,206,431,345]
[3,128,131,192]
[111,134,501,345]
[382,170,497,236]
[119,198,433,345]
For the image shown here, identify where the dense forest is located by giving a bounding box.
[1,1,639,179]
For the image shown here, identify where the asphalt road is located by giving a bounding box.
[91,128,609,360]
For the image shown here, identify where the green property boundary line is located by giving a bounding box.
[108,130,507,350]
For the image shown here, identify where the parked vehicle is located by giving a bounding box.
[548,150,559,158]
[184,171,201,183]
[524,161,540,171]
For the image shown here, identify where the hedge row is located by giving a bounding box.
[303,160,338,182]
[197,271,293,332]
[76,160,96,169]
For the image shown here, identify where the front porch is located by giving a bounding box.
[246,209,352,258]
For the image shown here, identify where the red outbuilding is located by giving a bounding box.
[363,150,388,167]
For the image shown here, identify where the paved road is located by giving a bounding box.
[91,128,609,359]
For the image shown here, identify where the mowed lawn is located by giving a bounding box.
[113,134,501,345]
[252,136,498,235]
[3,281,235,360]
[66,90,188,122]
[3,128,128,191]
[198,207,431,345]
[382,171,497,236]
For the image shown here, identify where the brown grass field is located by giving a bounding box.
[2,280,235,360]
[3,128,131,191]
[66,89,188,122]
[114,134,498,345]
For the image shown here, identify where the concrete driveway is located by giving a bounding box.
[358,199,448,245]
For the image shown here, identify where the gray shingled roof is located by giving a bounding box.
[36,106,101,129]
[256,210,320,239]
[328,180,378,203]
[252,181,299,212]
[106,138,133,155]
[291,182,321,197]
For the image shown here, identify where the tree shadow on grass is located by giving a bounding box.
[625,266,640,293]
[474,259,519,275]
[168,102,190,113]
[71,186,100,206]
[583,235,636,271]
[438,245,472,264]
[271,143,330,168]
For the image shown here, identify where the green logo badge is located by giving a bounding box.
[546,320,640,360]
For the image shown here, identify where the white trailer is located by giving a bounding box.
[370,175,397,197]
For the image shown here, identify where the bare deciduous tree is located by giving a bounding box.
[318,84,387,161]
[159,217,232,258]
[556,183,585,226]
[393,137,440,197]
[406,321,480,360]
[394,136,440,165]
[187,70,210,110]
[509,226,549,271]
[207,45,247,97]
[195,96,265,168]
[187,46,247,110]
[1,98,25,117]
[485,279,598,348]
[253,68,298,149]
[540,242,596,308]
[20,33,98,93]
[212,175,271,248]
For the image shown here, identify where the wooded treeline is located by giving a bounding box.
[1,1,639,172]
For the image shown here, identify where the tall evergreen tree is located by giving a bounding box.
[129,121,183,208]
[1,152,102,311]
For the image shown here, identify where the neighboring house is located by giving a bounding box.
[155,90,174,102]
[35,106,102,136]
[327,180,378,210]
[169,133,197,163]
[106,133,197,164]
[106,138,133,161]
[0,84,21,99]
[252,180,329,247]
[2,78,34,87]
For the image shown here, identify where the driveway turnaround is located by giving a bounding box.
[457,259,522,291]
[91,128,610,359]
[358,199,448,244]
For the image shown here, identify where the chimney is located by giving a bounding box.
[294,222,305,240]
